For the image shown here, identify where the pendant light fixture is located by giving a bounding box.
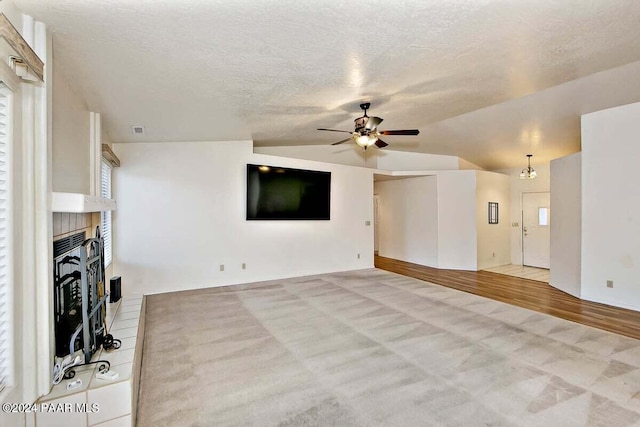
[519,154,537,179]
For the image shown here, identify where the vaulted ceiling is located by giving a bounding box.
[15,0,640,169]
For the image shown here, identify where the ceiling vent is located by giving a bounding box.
[131,125,145,134]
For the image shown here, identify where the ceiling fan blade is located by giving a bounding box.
[380,129,420,136]
[365,116,383,130]
[317,128,353,133]
[331,137,353,146]
[375,139,388,148]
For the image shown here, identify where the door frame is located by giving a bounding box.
[373,194,380,254]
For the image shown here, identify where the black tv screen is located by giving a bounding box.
[246,164,331,220]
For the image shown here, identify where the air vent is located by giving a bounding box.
[53,231,86,258]
[131,125,145,134]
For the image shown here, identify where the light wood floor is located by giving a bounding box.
[375,255,640,340]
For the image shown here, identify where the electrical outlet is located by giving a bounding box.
[365,220,371,226]
[357,253,361,259]
[607,280,613,288]
[220,264,224,272]
[242,263,246,270]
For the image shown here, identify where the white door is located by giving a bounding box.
[522,192,550,268]
[374,194,380,253]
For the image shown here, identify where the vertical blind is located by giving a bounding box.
[101,160,112,267]
[0,87,11,393]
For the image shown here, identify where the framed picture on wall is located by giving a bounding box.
[488,202,499,224]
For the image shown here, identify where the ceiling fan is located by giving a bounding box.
[317,102,420,150]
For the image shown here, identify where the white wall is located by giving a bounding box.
[496,163,550,265]
[112,140,374,295]
[437,171,478,270]
[376,150,460,171]
[254,145,376,168]
[459,158,484,170]
[581,102,640,310]
[52,58,90,193]
[375,176,438,267]
[374,170,506,271]
[550,152,581,298]
[476,171,511,270]
[255,145,463,172]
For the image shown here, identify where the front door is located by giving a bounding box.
[522,192,550,268]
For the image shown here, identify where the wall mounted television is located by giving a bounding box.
[246,164,331,220]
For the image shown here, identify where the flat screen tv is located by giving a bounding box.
[246,164,331,220]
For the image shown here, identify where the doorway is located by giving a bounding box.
[522,192,550,268]
[374,194,380,255]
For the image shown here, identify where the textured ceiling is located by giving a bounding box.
[15,0,640,169]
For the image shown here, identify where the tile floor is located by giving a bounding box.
[483,264,550,283]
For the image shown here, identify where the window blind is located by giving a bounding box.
[0,87,12,393]
[101,160,112,267]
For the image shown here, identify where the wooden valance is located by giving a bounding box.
[102,144,120,167]
[0,13,44,82]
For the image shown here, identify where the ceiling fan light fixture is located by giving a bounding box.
[520,154,537,180]
[355,134,377,147]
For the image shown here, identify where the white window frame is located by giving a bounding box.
[0,81,15,396]
[101,159,112,267]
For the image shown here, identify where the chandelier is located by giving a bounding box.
[519,154,537,180]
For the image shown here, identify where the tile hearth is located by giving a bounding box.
[35,295,144,427]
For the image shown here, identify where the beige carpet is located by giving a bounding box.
[137,269,640,426]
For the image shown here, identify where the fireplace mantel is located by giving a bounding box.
[52,192,116,213]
